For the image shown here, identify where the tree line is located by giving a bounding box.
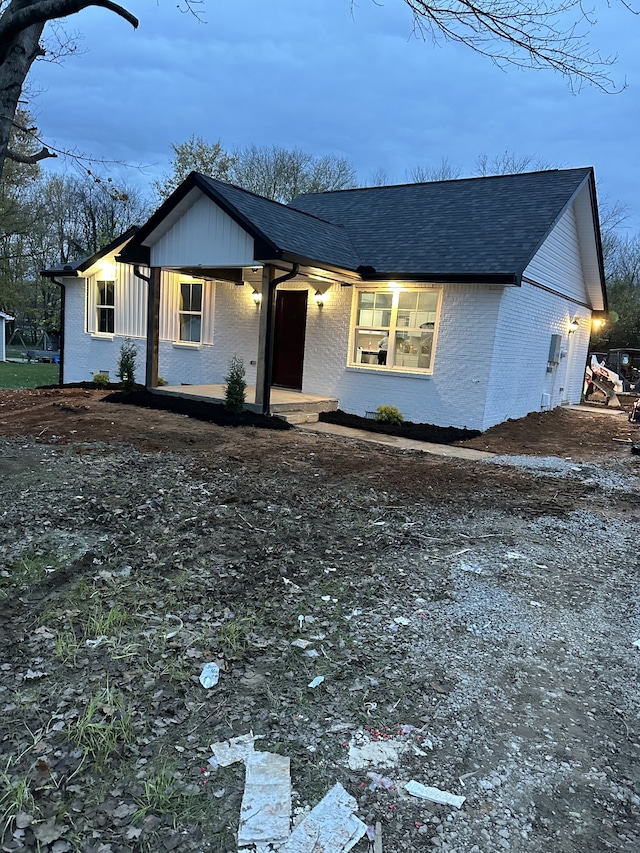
[1,126,639,349]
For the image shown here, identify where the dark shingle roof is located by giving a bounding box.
[196,176,362,270]
[289,168,593,279]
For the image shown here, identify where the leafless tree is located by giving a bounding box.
[1,0,636,183]
[0,1,139,179]
[401,0,629,92]
[406,158,462,182]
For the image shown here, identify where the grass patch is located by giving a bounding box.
[0,761,36,841]
[0,361,59,389]
[133,764,207,825]
[0,552,50,599]
[70,684,134,768]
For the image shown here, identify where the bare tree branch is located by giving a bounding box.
[399,0,627,92]
[6,144,55,163]
[0,1,137,52]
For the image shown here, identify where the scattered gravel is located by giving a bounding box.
[0,393,639,853]
[484,453,640,491]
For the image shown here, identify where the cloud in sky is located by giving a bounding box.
[28,0,640,228]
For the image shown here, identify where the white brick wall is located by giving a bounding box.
[482,281,590,430]
[63,278,146,384]
[157,280,260,386]
[301,282,502,431]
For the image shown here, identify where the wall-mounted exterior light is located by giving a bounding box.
[100,259,116,280]
[314,290,327,308]
[568,316,580,333]
[252,289,262,307]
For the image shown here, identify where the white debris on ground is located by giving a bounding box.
[209,735,366,853]
[347,728,412,770]
[238,752,291,850]
[404,781,466,809]
[279,783,367,853]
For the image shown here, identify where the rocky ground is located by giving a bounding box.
[0,389,638,853]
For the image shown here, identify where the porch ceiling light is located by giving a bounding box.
[314,290,327,308]
[251,289,262,307]
[568,316,580,333]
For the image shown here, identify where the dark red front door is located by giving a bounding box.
[272,290,308,389]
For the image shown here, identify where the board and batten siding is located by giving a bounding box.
[523,202,589,305]
[85,262,147,339]
[159,272,214,345]
[150,194,255,268]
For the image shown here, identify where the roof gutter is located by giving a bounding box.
[133,266,158,388]
[48,277,66,386]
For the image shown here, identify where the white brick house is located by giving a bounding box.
[43,168,606,432]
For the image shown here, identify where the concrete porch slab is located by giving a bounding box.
[151,385,339,414]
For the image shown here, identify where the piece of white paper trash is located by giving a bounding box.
[238,751,292,849]
[279,782,367,853]
[209,733,261,769]
[404,780,466,809]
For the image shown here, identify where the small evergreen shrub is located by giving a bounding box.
[117,339,138,393]
[375,405,404,425]
[92,372,110,388]
[157,376,169,387]
[224,355,246,413]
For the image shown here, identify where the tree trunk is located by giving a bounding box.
[0,20,45,179]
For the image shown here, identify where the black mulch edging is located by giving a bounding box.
[319,409,481,444]
[103,389,292,430]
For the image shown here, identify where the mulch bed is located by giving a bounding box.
[319,409,481,444]
[103,388,291,430]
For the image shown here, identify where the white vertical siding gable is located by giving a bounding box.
[523,203,589,304]
[150,193,255,267]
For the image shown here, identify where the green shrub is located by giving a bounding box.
[157,376,169,387]
[375,405,404,425]
[224,354,246,413]
[92,372,110,388]
[117,339,138,393]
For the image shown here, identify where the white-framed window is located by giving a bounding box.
[350,286,441,372]
[178,282,203,343]
[96,280,115,334]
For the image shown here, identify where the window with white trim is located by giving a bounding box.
[178,282,203,343]
[350,287,440,372]
[96,280,115,334]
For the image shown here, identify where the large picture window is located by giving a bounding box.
[96,280,115,334]
[178,282,203,343]
[351,287,440,372]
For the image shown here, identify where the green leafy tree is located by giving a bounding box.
[592,235,640,350]
[155,139,357,203]
[224,354,246,413]
[152,136,236,201]
[117,338,138,392]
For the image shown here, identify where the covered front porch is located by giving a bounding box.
[151,384,339,423]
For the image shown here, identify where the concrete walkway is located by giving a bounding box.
[297,421,494,460]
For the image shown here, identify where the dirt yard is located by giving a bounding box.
[0,389,638,853]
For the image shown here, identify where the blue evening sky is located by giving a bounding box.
[29,0,640,230]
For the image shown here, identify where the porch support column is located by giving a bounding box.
[145,266,161,389]
[255,264,276,415]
